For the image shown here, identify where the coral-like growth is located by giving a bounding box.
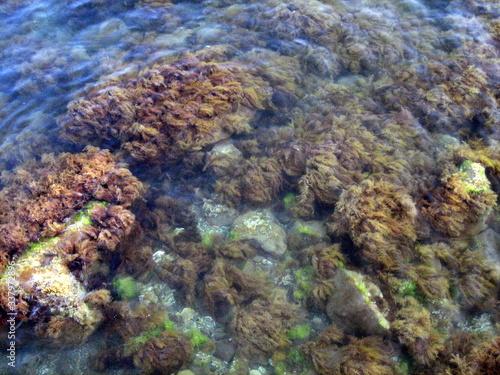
[59,54,272,163]
[423,160,497,237]
[329,177,417,270]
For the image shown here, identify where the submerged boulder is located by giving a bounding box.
[231,209,287,257]
[326,269,390,336]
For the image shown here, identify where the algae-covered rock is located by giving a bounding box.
[326,269,390,336]
[205,140,244,177]
[108,301,193,374]
[0,202,115,345]
[329,178,417,270]
[423,160,497,237]
[59,52,272,163]
[133,330,193,375]
[287,219,328,252]
[460,160,492,194]
[0,147,142,345]
[231,209,287,257]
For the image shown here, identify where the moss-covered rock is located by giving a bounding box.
[326,269,390,336]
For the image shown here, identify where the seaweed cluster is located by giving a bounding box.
[0,146,142,271]
[0,146,142,344]
[59,53,272,163]
[106,302,193,374]
[1,0,500,373]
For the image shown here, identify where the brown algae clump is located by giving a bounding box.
[0,146,143,344]
[329,177,417,270]
[0,146,142,272]
[59,54,272,163]
[108,302,193,374]
[423,160,497,237]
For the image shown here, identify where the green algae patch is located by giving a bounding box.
[283,192,298,211]
[459,160,491,194]
[293,266,315,300]
[287,323,311,340]
[187,328,210,349]
[114,276,139,300]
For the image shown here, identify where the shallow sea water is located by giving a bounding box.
[0,0,499,374]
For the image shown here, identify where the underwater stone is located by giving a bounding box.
[205,140,244,177]
[94,18,129,44]
[459,160,491,193]
[476,229,500,267]
[214,339,236,362]
[287,219,328,252]
[326,269,390,336]
[177,370,195,375]
[177,371,196,375]
[231,209,287,257]
[243,255,275,279]
[197,196,239,227]
[434,134,460,149]
[152,28,194,48]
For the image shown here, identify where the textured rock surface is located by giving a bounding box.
[326,269,390,335]
[231,210,287,257]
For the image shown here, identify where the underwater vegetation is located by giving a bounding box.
[329,177,418,270]
[0,146,142,344]
[0,0,500,373]
[0,146,142,272]
[107,302,193,374]
[423,159,497,237]
[59,51,272,163]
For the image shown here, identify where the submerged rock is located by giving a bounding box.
[326,269,390,336]
[231,209,287,257]
[287,219,328,252]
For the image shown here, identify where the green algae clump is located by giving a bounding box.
[287,323,311,340]
[113,276,139,300]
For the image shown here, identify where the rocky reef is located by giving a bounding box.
[59,52,272,163]
[0,0,499,374]
[0,147,142,345]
